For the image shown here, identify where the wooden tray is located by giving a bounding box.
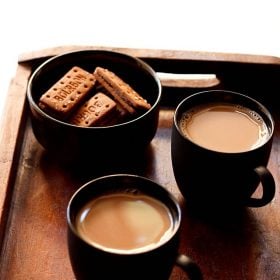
[0,46,280,280]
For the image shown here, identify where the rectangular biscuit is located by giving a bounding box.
[94,82,127,117]
[70,92,118,127]
[94,67,151,115]
[39,66,96,120]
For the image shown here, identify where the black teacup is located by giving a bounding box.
[67,174,202,280]
[171,90,275,214]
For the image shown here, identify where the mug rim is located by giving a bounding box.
[67,174,181,255]
[173,89,275,155]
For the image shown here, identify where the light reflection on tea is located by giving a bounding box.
[76,193,173,253]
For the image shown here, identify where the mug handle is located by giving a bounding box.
[176,254,203,280]
[246,166,275,207]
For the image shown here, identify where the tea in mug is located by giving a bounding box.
[179,103,270,153]
[75,193,173,253]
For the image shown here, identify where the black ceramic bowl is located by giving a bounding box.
[27,50,161,164]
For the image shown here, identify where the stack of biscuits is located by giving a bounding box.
[38,66,151,127]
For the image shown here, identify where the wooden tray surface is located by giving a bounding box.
[0,46,280,280]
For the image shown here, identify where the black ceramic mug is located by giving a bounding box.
[171,90,275,214]
[67,174,202,280]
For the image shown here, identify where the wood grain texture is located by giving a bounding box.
[0,63,32,244]
[18,45,280,66]
[0,46,279,279]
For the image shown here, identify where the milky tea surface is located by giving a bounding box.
[76,193,173,253]
[179,103,270,153]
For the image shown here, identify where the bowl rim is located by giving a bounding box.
[26,49,162,129]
